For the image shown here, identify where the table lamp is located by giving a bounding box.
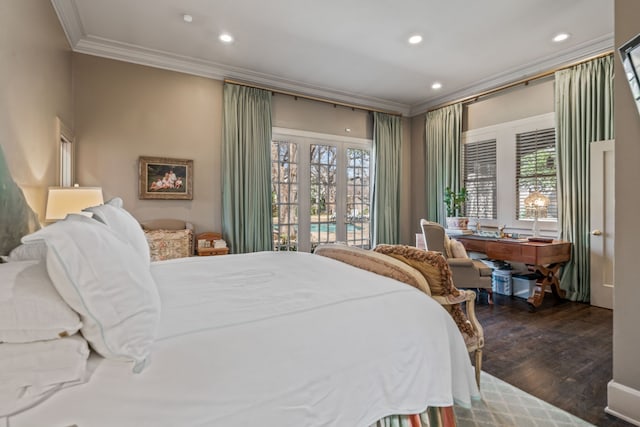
[45,186,104,222]
[524,190,549,237]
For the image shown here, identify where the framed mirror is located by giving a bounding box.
[619,33,640,116]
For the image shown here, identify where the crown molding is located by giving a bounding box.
[408,33,614,117]
[51,0,84,48]
[52,0,612,118]
[72,35,412,116]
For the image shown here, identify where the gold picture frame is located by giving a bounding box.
[138,156,193,200]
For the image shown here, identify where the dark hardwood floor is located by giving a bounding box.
[473,291,632,427]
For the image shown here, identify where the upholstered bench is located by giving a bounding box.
[140,219,194,261]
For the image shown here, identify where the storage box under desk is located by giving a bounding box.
[512,274,538,299]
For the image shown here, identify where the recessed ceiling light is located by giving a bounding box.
[408,35,423,45]
[553,33,570,42]
[431,82,442,90]
[219,33,234,43]
[183,14,193,23]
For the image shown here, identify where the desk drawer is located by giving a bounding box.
[459,239,486,253]
[486,241,537,264]
[486,241,520,260]
[520,245,538,264]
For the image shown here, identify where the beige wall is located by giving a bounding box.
[73,58,414,242]
[0,0,72,220]
[73,54,223,233]
[409,114,426,241]
[610,0,640,422]
[398,116,412,244]
[464,78,555,131]
[272,95,372,139]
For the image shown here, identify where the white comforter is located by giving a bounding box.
[10,252,478,427]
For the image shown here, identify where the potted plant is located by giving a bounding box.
[444,187,469,230]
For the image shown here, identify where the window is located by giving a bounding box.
[462,112,556,233]
[345,148,370,248]
[309,144,338,249]
[60,135,73,187]
[57,117,74,187]
[515,128,557,220]
[463,139,497,219]
[271,129,371,252]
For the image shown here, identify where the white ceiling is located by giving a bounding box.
[51,0,614,116]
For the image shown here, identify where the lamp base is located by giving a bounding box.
[531,217,540,237]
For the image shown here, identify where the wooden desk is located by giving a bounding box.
[455,235,571,308]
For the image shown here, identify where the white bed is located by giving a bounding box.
[7,251,478,427]
[0,190,478,426]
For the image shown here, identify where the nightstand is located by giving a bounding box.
[196,232,229,256]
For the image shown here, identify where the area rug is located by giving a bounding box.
[453,372,594,426]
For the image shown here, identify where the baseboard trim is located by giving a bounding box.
[606,380,640,426]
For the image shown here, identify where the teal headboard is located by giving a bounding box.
[0,145,41,256]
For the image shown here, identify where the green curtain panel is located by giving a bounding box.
[425,103,463,225]
[0,145,40,256]
[555,55,614,302]
[222,83,273,253]
[372,112,402,245]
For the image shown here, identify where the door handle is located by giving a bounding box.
[591,229,602,236]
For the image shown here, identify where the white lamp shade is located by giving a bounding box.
[45,187,104,221]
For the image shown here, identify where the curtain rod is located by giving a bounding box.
[223,78,402,116]
[427,50,614,113]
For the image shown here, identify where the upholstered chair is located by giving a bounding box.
[420,219,493,303]
[140,219,195,261]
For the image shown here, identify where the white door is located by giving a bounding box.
[590,139,614,309]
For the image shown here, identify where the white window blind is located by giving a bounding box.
[464,139,497,219]
[515,128,558,220]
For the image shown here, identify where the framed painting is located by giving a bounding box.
[138,156,193,200]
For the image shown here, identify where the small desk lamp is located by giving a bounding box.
[524,190,549,237]
[45,186,104,222]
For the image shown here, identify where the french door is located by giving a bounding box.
[271,129,371,252]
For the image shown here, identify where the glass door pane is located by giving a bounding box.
[271,141,299,251]
[309,144,337,251]
[346,148,370,248]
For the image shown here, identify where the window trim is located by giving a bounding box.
[462,112,557,235]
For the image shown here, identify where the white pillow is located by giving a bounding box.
[0,335,89,417]
[104,197,123,208]
[0,261,81,343]
[7,242,47,262]
[22,215,160,372]
[84,198,151,264]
